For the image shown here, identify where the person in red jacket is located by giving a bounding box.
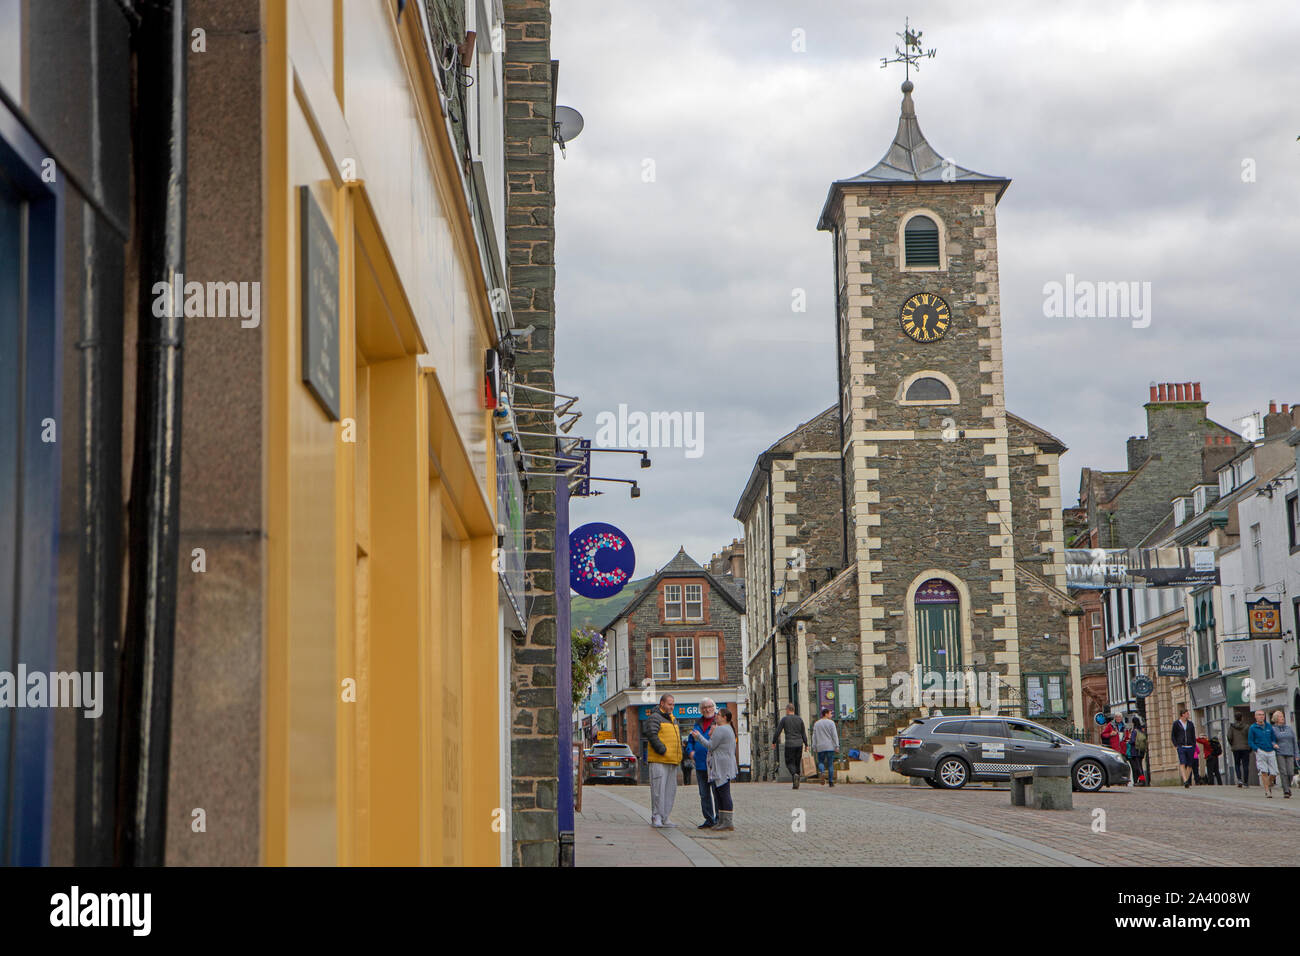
[1100,713,1127,754]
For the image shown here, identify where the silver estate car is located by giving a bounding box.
[582,742,638,784]
[890,715,1131,792]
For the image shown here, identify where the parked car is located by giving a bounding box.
[582,741,638,784]
[890,715,1131,792]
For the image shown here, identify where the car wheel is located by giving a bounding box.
[1074,759,1105,792]
[935,757,970,789]
[924,777,943,789]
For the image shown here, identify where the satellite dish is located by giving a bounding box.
[553,105,584,147]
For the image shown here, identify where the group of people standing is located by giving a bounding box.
[1131,708,1298,796]
[1101,712,1150,785]
[643,695,844,835]
[645,694,738,832]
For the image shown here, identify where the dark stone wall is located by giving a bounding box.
[503,0,558,868]
[1111,402,1233,545]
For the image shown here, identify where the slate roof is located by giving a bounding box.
[594,547,746,633]
[818,81,1010,229]
[1006,411,1068,455]
[734,405,839,521]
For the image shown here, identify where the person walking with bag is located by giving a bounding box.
[1271,711,1297,799]
[812,707,840,787]
[693,707,738,832]
[1228,713,1252,787]
[771,703,808,789]
[1203,735,1224,785]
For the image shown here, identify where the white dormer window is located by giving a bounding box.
[1193,486,1207,515]
[1218,468,1233,497]
[1240,457,1255,484]
[1174,498,1188,526]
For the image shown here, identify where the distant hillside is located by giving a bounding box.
[570,577,651,632]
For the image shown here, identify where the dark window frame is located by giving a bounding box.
[0,94,65,866]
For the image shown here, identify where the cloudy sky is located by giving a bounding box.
[549,0,1300,581]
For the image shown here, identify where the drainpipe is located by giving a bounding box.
[73,0,127,867]
[117,0,185,867]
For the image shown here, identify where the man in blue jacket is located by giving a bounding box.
[688,699,717,829]
[1249,709,1279,798]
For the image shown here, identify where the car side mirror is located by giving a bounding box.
[1051,740,1061,748]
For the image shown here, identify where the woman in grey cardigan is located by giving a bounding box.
[693,707,738,831]
[1272,711,1298,798]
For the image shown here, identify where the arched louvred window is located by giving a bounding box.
[904,215,940,267]
[905,376,952,402]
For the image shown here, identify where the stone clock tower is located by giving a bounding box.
[737,69,1079,779]
[816,77,1034,711]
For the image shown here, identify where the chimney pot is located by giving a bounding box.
[1270,401,1277,414]
[1149,385,1158,401]
[1204,435,1212,446]
[1284,404,1290,415]
[1158,384,1167,401]
[1193,383,1202,401]
[1177,384,1186,401]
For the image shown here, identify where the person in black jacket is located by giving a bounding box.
[771,703,808,789]
[1171,708,1197,789]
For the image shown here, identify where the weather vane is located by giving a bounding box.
[880,17,936,82]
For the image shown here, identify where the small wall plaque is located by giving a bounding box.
[300,186,340,420]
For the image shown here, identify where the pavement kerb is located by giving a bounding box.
[594,787,724,867]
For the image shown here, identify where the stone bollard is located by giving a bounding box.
[1032,765,1073,810]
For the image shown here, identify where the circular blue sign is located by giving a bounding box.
[1131,675,1154,699]
[569,522,635,599]
[1094,712,1107,726]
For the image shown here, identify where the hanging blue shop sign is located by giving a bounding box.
[569,522,635,599]
[495,436,526,628]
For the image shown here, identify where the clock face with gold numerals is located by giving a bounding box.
[899,292,951,343]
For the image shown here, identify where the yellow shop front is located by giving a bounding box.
[262,0,504,866]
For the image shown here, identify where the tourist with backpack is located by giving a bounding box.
[1127,717,1148,786]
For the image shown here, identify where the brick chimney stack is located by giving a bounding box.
[1263,399,1292,438]
[1148,382,1206,405]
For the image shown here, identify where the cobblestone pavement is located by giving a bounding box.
[576,780,1300,867]
[578,781,1079,867]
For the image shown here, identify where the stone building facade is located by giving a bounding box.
[504,0,560,867]
[736,79,1080,779]
[1077,383,1240,550]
